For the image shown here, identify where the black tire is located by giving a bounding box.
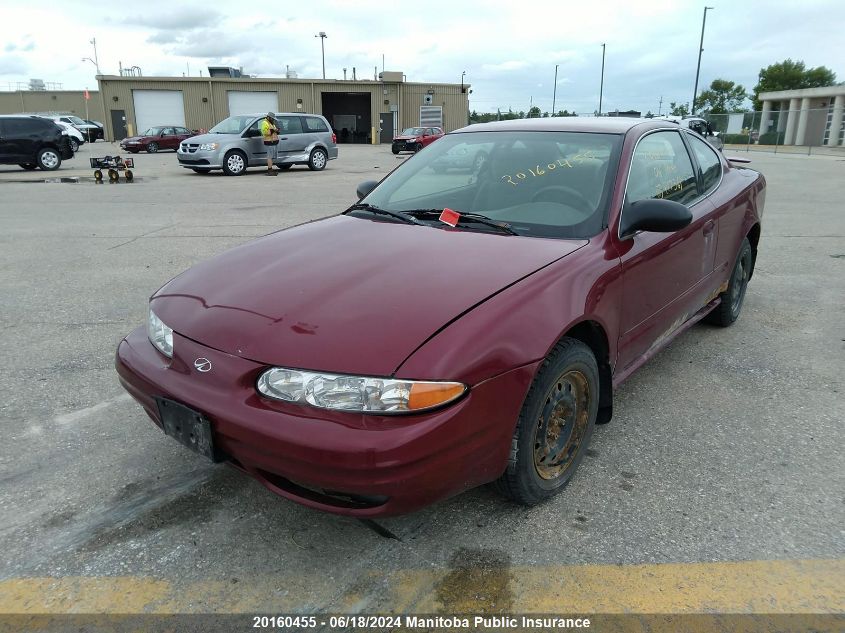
[391,146,400,155]
[36,148,61,171]
[278,164,292,171]
[108,168,118,182]
[222,150,247,176]
[20,163,37,170]
[494,337,599,505]
[706,237,753,327]
[124,170,133,182]
[146,142,159,153]
[415,143,423,152]
[308,147,328,171]
[190,168,211,174]
[69,138,79,152]
[128,149,139,154]
[93,169,103,181]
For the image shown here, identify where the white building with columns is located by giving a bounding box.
[758,85,845,146]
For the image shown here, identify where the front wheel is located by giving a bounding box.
[146,142,159,153]
[37,148,61,171]
[391,146,400,155]
[706,237,753,327]
[415,143,423,152]
[494,338,598,505]
[308,148,328,171]
[222,150,247,176]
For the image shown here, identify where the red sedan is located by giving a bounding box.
[119,126,196,153]
[392,126,444,154]
[116,118,765,516]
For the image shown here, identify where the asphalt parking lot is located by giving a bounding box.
[0,142,843,619]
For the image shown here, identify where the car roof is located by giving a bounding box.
[452,117,678,135]
[242,112,326,118]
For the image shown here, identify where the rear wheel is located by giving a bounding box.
[494,338,598,505]
[308,147,328,171]
[20,163,37,170]
[706,237,753,327]
[146,142,159,153]
[222,150,247,176]
[36,148,61,171]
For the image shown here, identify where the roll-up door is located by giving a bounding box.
[228,92,278,116]
[132,90,186,133]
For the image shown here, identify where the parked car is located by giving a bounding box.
[55,115,102,142]
[116,117,764,517]
[176,113,338,175]
[392,126,444,154]
[658,116,723,151]
[120,126,196,153]
[43,119,85,152]
[0,115,74,170]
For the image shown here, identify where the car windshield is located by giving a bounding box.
[209,115,255,134]
[142,127,165,136]
[361,131,622,239]
[401,128,425,136]
[67,116,87,125]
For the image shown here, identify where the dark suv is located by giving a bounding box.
[0,115,74,170]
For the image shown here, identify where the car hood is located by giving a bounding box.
[151,215,586,376]
[393,135,421,141]
[121,136,148,143]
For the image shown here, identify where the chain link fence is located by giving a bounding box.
[701,108,845,157]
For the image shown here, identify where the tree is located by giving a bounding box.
[694,79,748,114]
[527,106,541,118]
[752,59,837,109]
[668,101,690,116]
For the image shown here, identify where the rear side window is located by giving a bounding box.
[1,118,48,135]
[303,117,328,132]
[687,134,722,195]
[627,131,698,205]
[278,116,303,134]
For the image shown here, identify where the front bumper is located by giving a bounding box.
[392,140,420,152]
[115,327,537,516]
[177,149,223,169]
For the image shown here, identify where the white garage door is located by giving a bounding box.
[132,90,185,133]
[228,91,278,116]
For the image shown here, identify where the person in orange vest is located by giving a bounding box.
[261,113,280,175]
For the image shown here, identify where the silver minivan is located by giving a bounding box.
[177,112,338,175]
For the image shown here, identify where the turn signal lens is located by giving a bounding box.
[408,382,466,410]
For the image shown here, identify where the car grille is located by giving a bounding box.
[180,143,199,153]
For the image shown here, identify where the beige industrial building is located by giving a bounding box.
[0,90,104,122]
[87,71,470,143]
[758,85,845,146]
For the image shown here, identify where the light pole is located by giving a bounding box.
[315,32,327,79]
[598,43,606,116]
[692,7,714,116]
[552,64,559,116]
[89,38,101,75]
[461,70,466,93]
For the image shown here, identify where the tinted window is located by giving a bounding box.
[279,116,303,134]
[303,117,328,132]
[688,134,722,195]
[1,118,47,135]
[176,127,191,134]
[363,131,622,239]
[628,131,698,205]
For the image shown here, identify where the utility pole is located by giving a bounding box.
[658,95,663,115]
[315,32,327,79]
[598,43,606,115]
[692,7,714,116]
[90,38,101,75]
[552,64,559,116]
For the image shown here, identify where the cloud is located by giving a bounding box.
[22,41,35,52]
[125,7,221,30]
[0,55,28,76]
[147,31,180,45]
[4,43,15,52]
[481,60,530,72]
[167,31,249,58]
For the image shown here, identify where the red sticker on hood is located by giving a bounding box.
[439,208,460,227]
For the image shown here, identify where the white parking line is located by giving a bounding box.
[53,393,132,426]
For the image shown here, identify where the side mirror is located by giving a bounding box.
[620,198,692,239]
[356,180,379,200]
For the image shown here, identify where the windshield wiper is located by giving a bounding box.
[404,209,519,235]
[346,203,425,226]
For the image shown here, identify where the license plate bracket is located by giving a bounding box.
[155,397,221,462]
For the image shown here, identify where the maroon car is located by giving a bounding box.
[392,126,444,154]
[119,126,195,153]
[116,118,764,517]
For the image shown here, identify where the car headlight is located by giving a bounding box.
[147,308,173,358]
[257,368,466,414]
[198,143,219,151]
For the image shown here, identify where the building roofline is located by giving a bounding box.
[759,85,845,101]
[95,75,468,88]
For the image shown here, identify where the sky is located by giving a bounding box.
[1,0,843,115]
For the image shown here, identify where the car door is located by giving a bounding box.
[242,118,266,165]
[277,116,305,160]
[0,118,31,162]
[159,127,178,149]
[615,129,718,373]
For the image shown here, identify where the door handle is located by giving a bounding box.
[703,219,716,236]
